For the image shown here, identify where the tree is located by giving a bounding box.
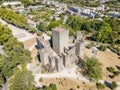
[96,83,105,89]
[0,24,13,45]
[103,17,120,45]
[0,8,31,31]
[21,0,32,7]
[110,81,118,90]
[10,69,35,90]
[0,24,32,86]
[44,84,57,90]
[107,67,115,73]
[66,15,83,31]
[81,57,103,81]
[48,21,60,30]
[91,19,102,30]
[36,84,57,90]
[95,22,112,43]
[81,21,92,32]
[37,22,47,32]
[0,73,4,85]
[99,45,107,51]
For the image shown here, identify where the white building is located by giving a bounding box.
[108,11,120,18]
[2,1,21,6]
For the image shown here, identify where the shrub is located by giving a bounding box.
[99,45,107,51]
[107,67,115,73]
[116,65,120,70]
[29,28,36,33]
[77,85,80,89]
[113,71,120,76]
[39,78,43,82]
[44,84,57,90]
[96,83,105,89]
[37,32,43,36]
[48,21,60,30]
[109,75,115,79]
[87,42,95,49]
[0,8,30,30]
[110,81,118,89]
[41,70,45,74]
[115,47,120,55]
[108,46,120,55]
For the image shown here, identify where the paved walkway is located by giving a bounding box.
[29,43,37,51]
[27,64,89,87]
[0,18,36,42]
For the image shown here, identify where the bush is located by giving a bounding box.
[39,78,43,82]
[109,75,115,79]
[116,65,120,70]
[113,71,120,76]
[41,70,45,74]
[37,32,43,36]
[29,28,36,33]
[108,46,120,55]
[48,21,60,30]
[44,84,57,90]
[0,8,30,30]
[96,83,105,89]
[115,47,120,55]
[77,85,80,89]
[107,67,115,73]
[86,42,95,49]
[99,45,107,51]
[110,81,118,89]
[36,22,47,32]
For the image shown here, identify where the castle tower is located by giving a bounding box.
[55,57,63,72]
[40,49,49,65]
[62,53,71,68]
[52,27,69,54]
[76,31,83,41]
[75,40,85,59]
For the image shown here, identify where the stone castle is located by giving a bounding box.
[37,27,85,72]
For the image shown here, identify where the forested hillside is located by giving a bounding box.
[0,8,36,32]
[0,23,31,86]
[66,15,120,54]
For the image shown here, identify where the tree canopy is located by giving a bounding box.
[95,22,113,43]
[0,24,31,86]
[48,21,60,30]
[56,0,100,7]
[37,22,47,32]
[81,57,103,81]
[0,8,36,32]
[10,69,35,90]
[66,15,120,46]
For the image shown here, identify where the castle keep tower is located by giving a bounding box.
[52,27,69,54]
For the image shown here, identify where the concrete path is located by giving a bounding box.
[27,64,89,87]
[29,43,37,51]
[0,18,36,42]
